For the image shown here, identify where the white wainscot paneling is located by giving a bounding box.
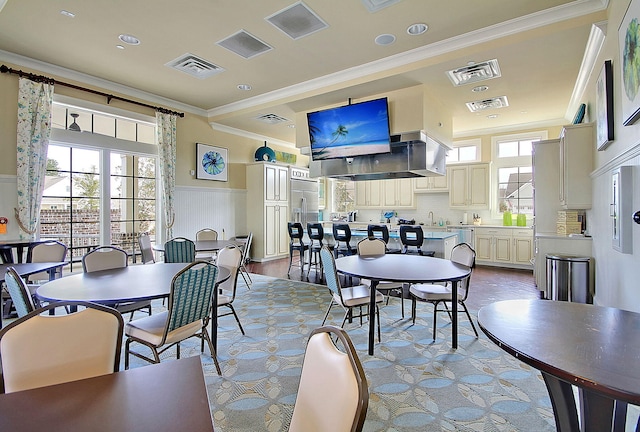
[173,186,247,240]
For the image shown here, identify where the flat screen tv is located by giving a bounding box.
[307,97,391,161]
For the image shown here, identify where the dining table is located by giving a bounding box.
[153,239,240,254]
[0,356,215,431]
[335,254,471,355]
[478,299,640,432]
[36,262,231,351]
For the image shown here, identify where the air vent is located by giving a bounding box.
[466,96,509,112]
[266,2,328,40]
[217,30,272,59]
[255,113,290,124]
[361,0,402,13]
[447,59,501,86]
[165,53,224,79]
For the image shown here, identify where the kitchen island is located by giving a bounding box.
[321,222,458,259]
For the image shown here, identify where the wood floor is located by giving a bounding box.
[246,256,540,311]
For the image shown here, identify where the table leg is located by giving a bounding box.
[451,279,458,349]
[368,280,378,355]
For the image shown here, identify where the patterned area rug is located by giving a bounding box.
[127,274,556,432]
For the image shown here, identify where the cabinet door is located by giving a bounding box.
[475,233,493,261]
[265,165,288,202]
[494,235,512,263]
[356,181,383,207]
[513,236,533,265]
[468,164,489,207]
[276,166,288,202]
[414,177,431,192]
[355,182,368,207]
[382,179,397,207]
[276,205,290,256]
[431,174,448,191]
[449,166,468,207]
[396,179,414,206]
[264,204,279,257]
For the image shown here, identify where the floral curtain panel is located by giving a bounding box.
[15,77,54,238]
[157,112,177,240]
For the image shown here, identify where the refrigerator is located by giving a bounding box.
[289,167,319,226]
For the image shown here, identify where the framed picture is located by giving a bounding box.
[196,143,228,181]
[596,60,614,150]
[619,0,640,126]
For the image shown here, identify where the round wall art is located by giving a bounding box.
[196,143,228,181]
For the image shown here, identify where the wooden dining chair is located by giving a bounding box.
[289,325,369,432]
[0,301,124,393]
[124,261,221,375]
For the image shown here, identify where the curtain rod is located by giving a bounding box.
[0,64,184,118]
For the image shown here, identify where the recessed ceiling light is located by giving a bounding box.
[472,85,489,92]
[116,45,125,50]
[487,114,499,119]
[407,23,428,35]
[60,10,75,18]
[375,34,396,46]
[237,84,252,91]
[118,34,140,45]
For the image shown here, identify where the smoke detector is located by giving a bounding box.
[447,59,501,86]
[466,96,509,112]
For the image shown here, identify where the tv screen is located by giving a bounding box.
[307,97,391,161]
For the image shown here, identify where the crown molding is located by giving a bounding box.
[0,50,207,117]
[208,122,295,148]
[453,118,567,139]
[208,0,609,117]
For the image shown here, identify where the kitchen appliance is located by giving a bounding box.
[290,167,319,226]
[447,226,474,249]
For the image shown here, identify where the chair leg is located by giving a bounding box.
[287,247,294,276]
[461,302,479,337]
[227,304,245,335]
[176,342,181,359]
[201,327,222,375]
[432,301,440,340]
[376,305,381,343]
[125,338,132,369]
[411,298,417,324]
[321,301,334,325]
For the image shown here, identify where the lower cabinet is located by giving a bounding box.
[475,227,533,268]
[264,204,290,259]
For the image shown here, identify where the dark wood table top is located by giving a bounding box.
[0,262,66,283]
[478,299,640,405]
[335,254,471,284]
[0,356,214,432]
[36,263,230,304]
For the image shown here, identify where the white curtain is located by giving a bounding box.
[15,78,54,238]
[157,112,177,240]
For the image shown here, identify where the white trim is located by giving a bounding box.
[51,129,158,156]
[0,174,17,183]
[176,185,247,194]
[54,95,156,125]
[591,139,640,177]
[208,122,296,148]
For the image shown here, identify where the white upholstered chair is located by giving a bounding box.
[216,244,245,335]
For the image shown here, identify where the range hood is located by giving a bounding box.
[309,130,450,181]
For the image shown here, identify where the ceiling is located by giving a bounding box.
[0,0,608,147]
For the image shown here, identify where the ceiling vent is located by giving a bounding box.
[466,96,509,112]
[447,59,501,86]
[165,53,224,79]
[255,113,290,124]
[217,30,272,59]
[361,0,402,13]
[266,2,328,40]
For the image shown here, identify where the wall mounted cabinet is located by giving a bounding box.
[559,123,593,209]
[449,163,490,209]
[355,179,414,209]
[414,173,448,193]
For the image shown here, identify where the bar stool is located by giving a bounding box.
[367,224,401,254]
[332,223,354,258]
[399,225,435,256]
[307,222,329,278]
[287,222,309,278]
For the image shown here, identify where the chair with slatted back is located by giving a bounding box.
[124,261,221,375]
[164,237,196,263]
[83,246,152,320]
[4,267,36,318]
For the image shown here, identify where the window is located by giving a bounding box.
[447,138,480,164]
[491,131,546,217]
[40,97,158,269]
[331,179,355,213]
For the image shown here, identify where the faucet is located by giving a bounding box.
[428,211,434,226]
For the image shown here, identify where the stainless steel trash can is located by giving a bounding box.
[546,254,593,303]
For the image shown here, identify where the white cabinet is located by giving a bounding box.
[475,227,533,268]
[414,174,448,193]
[559,123,593,209]
[449,163,490,209]
[247,162,290,261]
[355,179,414,208]
[382,179,414,208]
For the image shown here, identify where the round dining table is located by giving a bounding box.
[335,254,471,354]
[36,262,231,350]
[478,299,640,432]
[153,239,240,253]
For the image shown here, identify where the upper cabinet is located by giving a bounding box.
[559,123,593,209]
[448,163,490,209]
[414,173,448,193]
[355,179,415,209]
[264,164,289,203]
[355,180,383,208]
